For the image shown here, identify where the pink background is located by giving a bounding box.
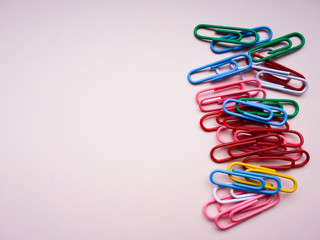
[0,0,319,239]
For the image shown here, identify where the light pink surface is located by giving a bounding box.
[0,0,319,239]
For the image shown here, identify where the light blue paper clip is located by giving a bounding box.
[187,53,252,84]
[210,26,273,54]
[222,98,288,126]
[256,69,309,95]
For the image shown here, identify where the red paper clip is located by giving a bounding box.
[210,133,283,163]
[258,148,310,167]
[242,156,295,170]
[222,116,291,132]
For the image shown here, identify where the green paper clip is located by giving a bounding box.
[194,24,259,45]
[248,32,305,62]
[235,98,299,118]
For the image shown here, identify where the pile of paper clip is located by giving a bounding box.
[187,25,310,230]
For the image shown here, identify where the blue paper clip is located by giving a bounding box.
[209,169,281,194]
[222,99,274,121]
[210,26,273,54]
[222,99,288,126]
[232,169,282,194]
[187,53,252,84]
[209,169,266,191]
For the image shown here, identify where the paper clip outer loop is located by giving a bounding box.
[210,26,273,53]
[248,32,305,62]
[194,24,259,44]
[200,110,224,132]
[187,54,252,84]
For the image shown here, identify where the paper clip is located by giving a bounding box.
[187,54,252,84]
[226,193,280,225]
[210,26,273,53]
[248,32,305,62]
[242,156,296,170]
[209,169,266,191]
[256,70,309,95]
[223,99,288,126]
[231,132,286,154]
[235,98,299,118]
[228,162,297,193]
[203,191,267,220]
[210,169,281,194]
[222,116,290,132]
[210,194,276,229]
[223,99,274,121]
[250,52,307,92]
[210,133,283,163]
[258,149,310,168]
[194,24,259,44]
[203,192,278,230]
[195,79,266,112]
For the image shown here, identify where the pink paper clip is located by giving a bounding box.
[228,193,280,223]
[212,193,279,230]
[195,79,266,112]
[216,194,272,216]
[203,190,267,220]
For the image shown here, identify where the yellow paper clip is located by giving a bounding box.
[227,162,297,193]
